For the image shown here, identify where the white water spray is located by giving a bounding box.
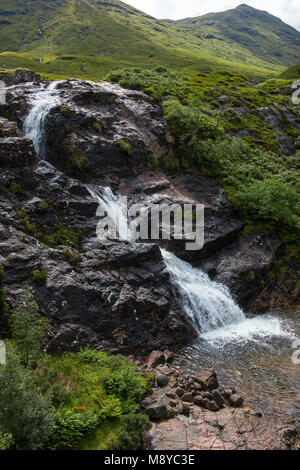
[23,81,62,158]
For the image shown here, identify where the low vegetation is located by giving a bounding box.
[0,287,151,450]
[108,67,300,243]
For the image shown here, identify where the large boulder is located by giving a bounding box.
[0,161,193,354]
[0,137,38,168]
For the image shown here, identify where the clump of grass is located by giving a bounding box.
[63,249,82,267]
[31,270,47,286]
[17,211,37,237]
[39,350,151,450]
[147,154,159,169]
[43,223,83,249]
[9,182,26,196]
[60,105,71,117]
[37,201,49,213]
[68,153,88,170]
[118,140,133,157]
[0,264,4,281]
[92,122,103,134]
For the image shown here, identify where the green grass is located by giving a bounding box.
[279,64,300,80]
[0,1,295,81]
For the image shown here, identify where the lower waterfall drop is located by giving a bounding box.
[88,185,252,336]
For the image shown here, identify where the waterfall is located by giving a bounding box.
[161,249,245,335]
[87,186,135,242]
[88,184,249,336]
[23,81,62,158]
[22,83,289,343]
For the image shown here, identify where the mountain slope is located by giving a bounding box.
[0,1,299,79]
[174,4,300,68]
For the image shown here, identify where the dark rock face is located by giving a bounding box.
[0,136,38,169]
[0,69,41,85]
[0,76,298,354]
[0,160,193,354]
[6,79,167,180]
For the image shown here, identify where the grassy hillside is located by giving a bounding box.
[1,1,299,80]
[175,4,300,69]
[280,64,300,79]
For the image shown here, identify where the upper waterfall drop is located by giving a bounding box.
[23,81,62,159]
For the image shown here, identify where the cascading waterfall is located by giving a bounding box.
[161,249,245,335]
[22,87,290,343]
[23,81,61,158]
[87,186,135,242]
[87,184,256,337]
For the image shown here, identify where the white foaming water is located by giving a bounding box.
[88,185,292,343]
[201,315,293,346]
[161,249,245,335]
[23,81,61,158]
[87,186,134,242]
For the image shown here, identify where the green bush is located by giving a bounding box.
[10,284,49,366]
[111,414,151,450]
[69,152,88,170]
[236,178,300,234]
[0,263,4,281]
[9,182,26,195]
[106,67,188,101]
[43,223,83,248]
[0,346,54,450]
[31,270,47,286]
[92,122,103,134]
[49,409,98,449]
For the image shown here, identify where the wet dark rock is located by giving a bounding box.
[194,370,218,391]
[157,375,169,388]
[0,160,193,354]
[182,403,191,416]
[176,388,185,397]
[0,69,41,85]
[166,392,176,399]
[193,395,205,406]
[166,407,177,419]
[182,392,193,403]
[206,401,220,412]
[168,400,178,408]
[141,397,153,409]
[0,137,38,168]
[211,390,226,408]
[202,392,212,400]
[145,403,167,420]
[0,117,21,137]
[228,394,244,408]
[221,388,235,399]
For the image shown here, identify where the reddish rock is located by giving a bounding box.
[145,350,165,368]
[194,370,218,391]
